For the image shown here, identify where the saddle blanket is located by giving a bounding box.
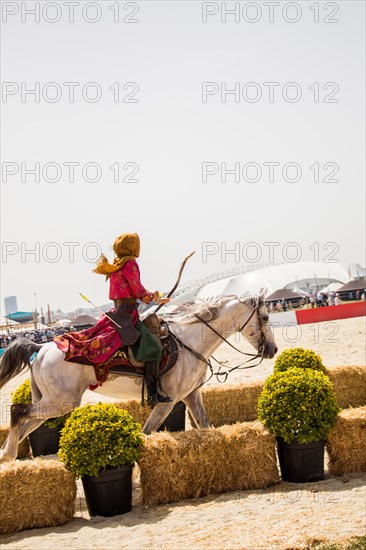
[54,312,165,388]
[75,345,169,391]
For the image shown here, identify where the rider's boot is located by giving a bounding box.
[145,361,172,407]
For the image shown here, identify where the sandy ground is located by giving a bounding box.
[1,316,365,549]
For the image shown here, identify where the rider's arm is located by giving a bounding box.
[123,260,155,304]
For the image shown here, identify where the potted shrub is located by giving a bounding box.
[12,379,69,456]
[59,402,143,517]
[258,368,340,482]
[274,347,326,373]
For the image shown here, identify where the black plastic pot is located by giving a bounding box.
[159,401,186,432]
[276,438,325,483]
[82,464,133,517]
[29,424,61,457]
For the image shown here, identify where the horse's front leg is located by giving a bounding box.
[142,402,176,434]
[183,388,210,429]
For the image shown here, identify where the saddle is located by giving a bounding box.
[92,313,179,386]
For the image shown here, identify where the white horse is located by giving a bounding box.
[0,292,277,462]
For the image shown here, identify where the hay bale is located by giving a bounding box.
[115,400,151,427]
[326,406,366,476]
[0,458,76,534]
[198,367,366,428]
[326,366,366,408]
[114,366,365,430]
[200,381,264,427]
[0,424,31,459]
[139,420,279,506]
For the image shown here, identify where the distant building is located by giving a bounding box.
[4,296,18,316]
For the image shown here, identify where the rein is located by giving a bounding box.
[168,303,267,386]
[194,308,258,357]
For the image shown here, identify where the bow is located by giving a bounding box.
[154,251,195,314]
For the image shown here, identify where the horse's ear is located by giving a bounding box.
[258,288,267,302]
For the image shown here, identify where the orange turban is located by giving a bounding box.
[93,233,140,278]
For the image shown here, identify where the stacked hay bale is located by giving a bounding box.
[327,406,366,475]
[139,421,279,506]
[0,425,31,459]
[200,381,264,427]
[198,366,366,428]
[115,400,151,427]
[0,459,76,534]
[326,366,366,409]
[112,366,366,430]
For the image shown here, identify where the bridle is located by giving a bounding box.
[169,299,268,386]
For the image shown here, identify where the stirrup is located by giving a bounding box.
[147,391,172,407]
[157,393,172,403]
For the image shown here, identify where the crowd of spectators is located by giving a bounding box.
[0,326,70,349]
[266,289,365,313]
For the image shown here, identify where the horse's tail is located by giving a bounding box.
[0,337,43,389]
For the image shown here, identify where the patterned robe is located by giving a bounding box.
[54,259,155,366]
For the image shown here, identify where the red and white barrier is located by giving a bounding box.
[270,302,366,327]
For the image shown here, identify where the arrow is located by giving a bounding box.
[79,293,122,329]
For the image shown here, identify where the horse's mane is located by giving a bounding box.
[163,293,259,325]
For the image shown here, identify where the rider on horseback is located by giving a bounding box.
[94,233,172,407]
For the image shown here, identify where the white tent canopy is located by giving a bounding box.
[55,319,72,326]
[320,282,343,293]
[8,323,49,334]
[197,262,350,300]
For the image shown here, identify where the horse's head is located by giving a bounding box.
[238,289,278,359]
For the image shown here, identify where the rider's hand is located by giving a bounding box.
[153,291,170,305]
[158,297,170,305]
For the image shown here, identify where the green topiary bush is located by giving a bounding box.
[273,347,326,373]
[11,379,32,404]
[257,368,340,443]
[12,379,69,429]
[58,403,143,478]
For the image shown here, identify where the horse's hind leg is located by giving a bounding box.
[0,419,45,451]
[183,388,210,429]
[0,403,28,462]
[18,419,48,444]
[0,400,76,462]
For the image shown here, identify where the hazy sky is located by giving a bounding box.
[1,0,365,314]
